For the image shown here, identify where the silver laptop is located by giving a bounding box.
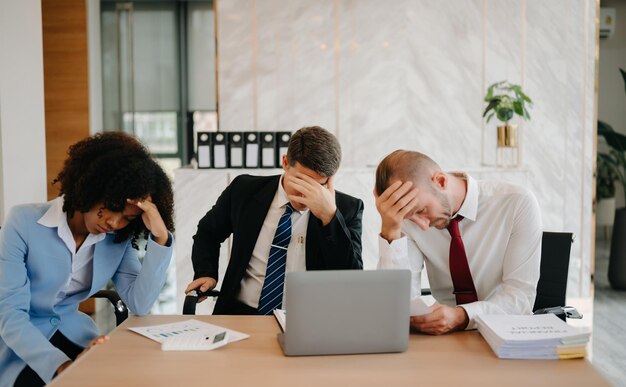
[277,269,410,356]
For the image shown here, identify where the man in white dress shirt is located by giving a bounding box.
[375,150,542,335]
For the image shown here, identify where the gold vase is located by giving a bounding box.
[497,124,518,147]
[496,124,519,168]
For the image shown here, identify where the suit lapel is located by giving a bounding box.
[87,236,126,295]
[235,175,280,271]
[305,212,320,270]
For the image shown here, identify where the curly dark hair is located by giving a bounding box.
[52,132,175,247]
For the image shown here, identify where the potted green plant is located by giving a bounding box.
[483,81,533,166]
[597,152,618,199]
[598,68,626,290]
[596,150,618,239]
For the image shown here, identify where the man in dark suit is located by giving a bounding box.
[186,126,363,315]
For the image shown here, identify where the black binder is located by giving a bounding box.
[276,132,291,168]
[211,132,228,168]
[244,132,260,168]
[260,132,277,168]
[228,132,244,168]
[196,131,212,168]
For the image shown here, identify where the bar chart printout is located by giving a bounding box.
[128,319,249,343]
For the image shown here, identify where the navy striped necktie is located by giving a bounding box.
[258,203,294,315]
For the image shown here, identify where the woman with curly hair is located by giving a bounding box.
[0,132,175,387]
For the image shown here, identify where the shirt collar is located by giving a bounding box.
[37,196,65,228]
[453,173,478,222]
[37,196,106,244]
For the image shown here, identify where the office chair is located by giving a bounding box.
[532,231,582,321]
[182,289,220,315]
[90,290,128,326]
[420,231,581,321]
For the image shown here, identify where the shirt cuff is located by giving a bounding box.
[148,231,173,248]
[459,302,480,330]
[48,353,72,383]
[378,234,409,269]
[319,212,340,240]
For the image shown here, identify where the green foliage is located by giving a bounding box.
[597,69,626,202]
[598,119,626,201]
[483,81,533,125]
[597,152,618,199]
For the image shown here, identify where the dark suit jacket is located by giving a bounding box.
[191,174,364,314]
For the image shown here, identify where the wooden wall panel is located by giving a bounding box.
[42,0,90,199]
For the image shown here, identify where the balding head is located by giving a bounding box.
[375,150,442,196]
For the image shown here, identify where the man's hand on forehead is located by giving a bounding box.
[285,173,336,225]
[375,180,422,242]
[291,171,329,187]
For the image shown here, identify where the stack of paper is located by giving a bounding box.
[128,319,249,351]
[273,309,287,332]
[476,314,590,360]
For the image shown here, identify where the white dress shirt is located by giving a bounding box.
[378,174,542,329]
[37,197,106,304]
[238,176,310,309]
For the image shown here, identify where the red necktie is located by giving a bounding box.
[447,216,478,305]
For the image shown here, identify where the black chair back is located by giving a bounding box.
[533,232,574,312]
[182,289,220,315]
[91,290,128,326]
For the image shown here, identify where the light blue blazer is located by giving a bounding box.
[0,202,174,386]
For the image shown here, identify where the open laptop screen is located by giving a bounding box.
[278,269,410,356]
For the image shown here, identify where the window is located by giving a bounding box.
[101,0,217,175]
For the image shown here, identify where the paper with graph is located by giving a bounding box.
[129,319,249,344]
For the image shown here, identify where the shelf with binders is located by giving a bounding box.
[196,131,291,169]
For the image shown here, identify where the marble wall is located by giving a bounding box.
[175,0,596,307]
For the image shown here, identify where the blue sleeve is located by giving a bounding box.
[0,207,70,383]
[111,232,174,315]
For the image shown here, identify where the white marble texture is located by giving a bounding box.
[210,0,596,298]
[524,0,594,296]
[405,1,484,169]
[483,0,524,166]
[216,0,255,131]
[338,0,412,167]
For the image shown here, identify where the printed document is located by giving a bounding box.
[129,319,249,344]
[273,309,287,332]
[476,314,590,359]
